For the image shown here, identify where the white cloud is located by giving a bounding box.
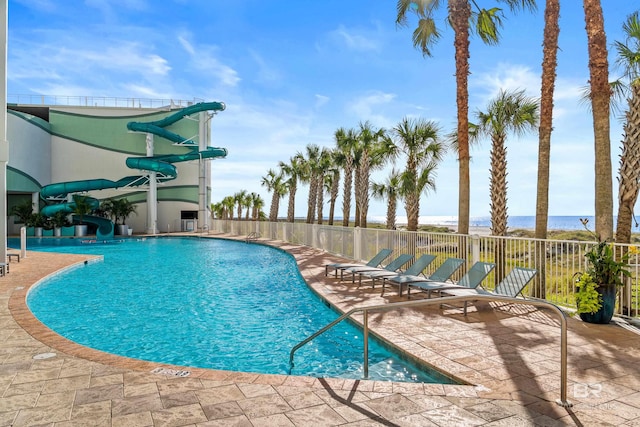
[328,25,381,52]
[314,94,330,109]
[347,91,397,127]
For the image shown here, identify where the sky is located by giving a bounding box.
[6,0,639,223]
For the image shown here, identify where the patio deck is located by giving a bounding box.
[0,234,639,426]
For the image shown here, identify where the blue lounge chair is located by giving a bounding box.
[343,254,414,284]
[358,254,436,288]
[406,261,496,299]
[324,249,392,278]
[381,257,465,296]
[439,267,538,315]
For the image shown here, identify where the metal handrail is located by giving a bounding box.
[289,295,572,407]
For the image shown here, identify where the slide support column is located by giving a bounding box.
[146,133,158,234]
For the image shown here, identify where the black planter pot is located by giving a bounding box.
[579,285,617,324]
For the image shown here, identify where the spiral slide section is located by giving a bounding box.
[39,102,228,235]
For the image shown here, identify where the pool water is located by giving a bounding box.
[23,237,456,383]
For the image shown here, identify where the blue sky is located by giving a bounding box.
[6,1,638,222]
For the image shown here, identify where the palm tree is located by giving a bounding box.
[335,127,359,227]
[371,169,402,230]
[261,169,285,222]
[533,0,560,299]
[612,12,640,317]
[315,147,332,225]
[355,121,389,228]
[299,144,321,224]
[234,190,247,220]
[249,192,265,221]
[471,89,539,282]
[583,0,613,241]
[614,12,640,245]
[396,0,536,235]
[391,117,445,232]
[279,154,305,223]
[326,156,341,226]
[211,202,224,219]
[222,196,235,220]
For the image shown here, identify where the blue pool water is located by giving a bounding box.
[23,237,456,383]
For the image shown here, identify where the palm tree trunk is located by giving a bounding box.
[406,192,420,232]
[616,83,640,244]
[287,181,297,223]
[357,152,370,228]
[269,192,279,222]
[533,0,560,299]
[450,0,471,236]
[342,159,353,227]
[306,176,318,224]
[328,172,339,225]
[584,0,613,241]
[386,196,396,230]
[490,134,508,285]
[316,173,325,225]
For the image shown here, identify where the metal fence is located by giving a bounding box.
[8,94,202,109]
[210,219,640,318]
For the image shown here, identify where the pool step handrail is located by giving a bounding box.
[288,295,572,408]
[245,231,261,242]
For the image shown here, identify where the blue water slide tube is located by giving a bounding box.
[39,102,227,203]
[127,101,226,144]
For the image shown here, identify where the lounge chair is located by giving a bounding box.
[324,248,392,279]
[406,261,496,299]
[343,253,414,284]
[381,257,465,296]
[439,267,538,315]
[357,254,436,288]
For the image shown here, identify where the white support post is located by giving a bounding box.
[146,133,158,234]
[0,1,7,264]
[472,234,481,264]
[197,111,209,232]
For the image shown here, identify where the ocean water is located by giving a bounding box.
[368,215,601,231]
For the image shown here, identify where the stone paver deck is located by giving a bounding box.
[1,233,639,426]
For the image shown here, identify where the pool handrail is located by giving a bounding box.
[288,295,572,408]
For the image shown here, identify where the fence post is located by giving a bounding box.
[472,234,480,263]
[354,227,362,262]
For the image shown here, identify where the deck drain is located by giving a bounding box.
[33,352,57,360]
[15,286,24,290]
[151,367,191,377]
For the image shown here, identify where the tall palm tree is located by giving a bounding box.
[471,89,539,282]
[355,121,389,228]
[222,196,235,220]
[249,192,264,221]
[371,169,402,230]
[325,163,341,226]
[315,147,332,225]
[299,144,321,224]
[335,127,359,227]
[472,89,539,236]
[210,202,224,219]
[583,0,613,241]
[279,154,305,223]
[614,12,640,245]
[391,117,445,232]
[612,12,640,317]
[396,0,537,235]
[261,169,285,222]
[234,190,247,220]
[533,0,560,299]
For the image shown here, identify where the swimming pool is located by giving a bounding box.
[24,237,456,383]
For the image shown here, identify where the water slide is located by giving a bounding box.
[39,102,228,237]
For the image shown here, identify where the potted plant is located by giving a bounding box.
[574,218,636,324]
[51,210,72,237]
[9,199,34,227]
[28,212,48,237]
[114,198,137,235]
[71,195,94,237]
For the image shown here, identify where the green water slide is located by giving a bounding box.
[39,101,228,234]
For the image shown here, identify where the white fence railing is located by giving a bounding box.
[210,219,640,318]
[8,94,202,109]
